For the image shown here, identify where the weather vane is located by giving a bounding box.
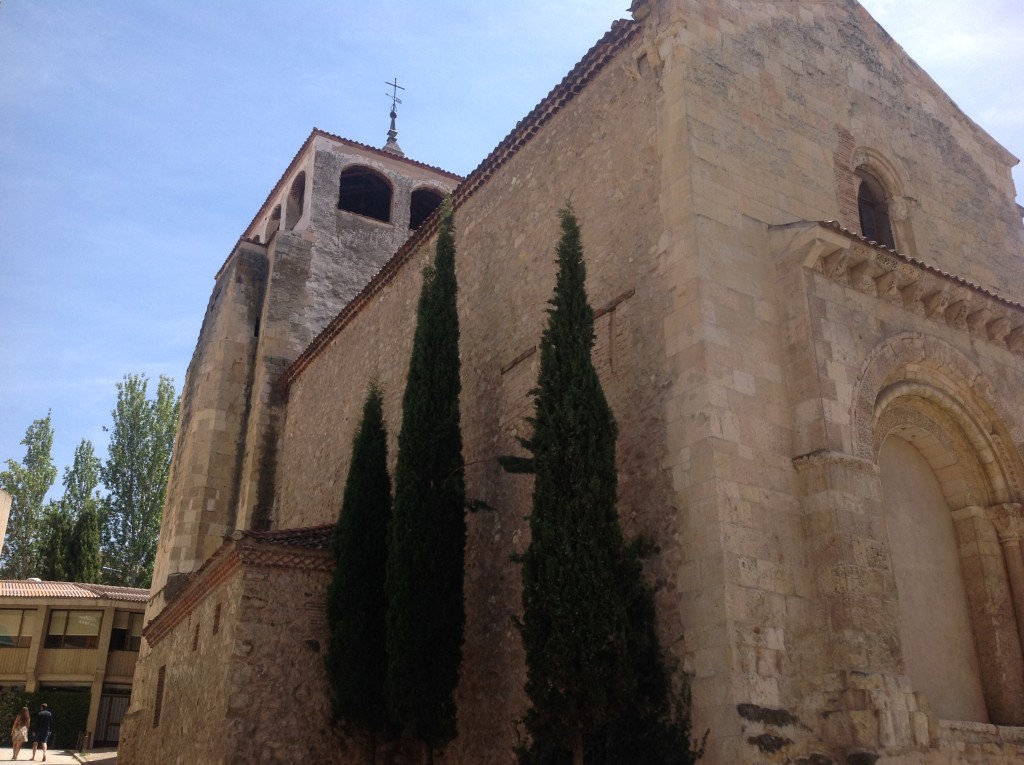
[383,77,406,155]
[386,77,405,112]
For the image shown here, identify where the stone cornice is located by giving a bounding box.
[776,221,1024,356]
[792,448,879,474]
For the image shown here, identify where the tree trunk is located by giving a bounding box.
[369,730,376,765]
[424,741,434,765]
[572,730,584,765]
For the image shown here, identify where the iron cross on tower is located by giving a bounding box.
[384,77,405,154]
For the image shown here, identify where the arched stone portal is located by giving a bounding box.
[853,333,1024,725]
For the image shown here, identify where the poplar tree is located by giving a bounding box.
[0,414,58,579]
[69,504,102,583]
[39,505,74,581]
[39,439,103,582]
[503,206,704,765]
[386,200,466,761]
[326,383,393,762]
[101,374,179,587]
[62,439,103,583]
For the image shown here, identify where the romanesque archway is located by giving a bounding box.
[851,332,1024,725]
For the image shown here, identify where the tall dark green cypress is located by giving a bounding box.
[504,206,704,765]
[386,200,466,759]
[326,383,393,762]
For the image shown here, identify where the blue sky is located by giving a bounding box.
[1,0,1022,494]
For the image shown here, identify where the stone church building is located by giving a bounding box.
[118,1,1024,763]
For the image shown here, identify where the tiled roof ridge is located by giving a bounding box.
[818,220,1024,312]
[281,18,641,388]
[240,523,334,548]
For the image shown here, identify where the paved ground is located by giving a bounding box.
[72,749,116,764]
[0,746,118,764]
[1,746,84,764]
[72,749,115,764]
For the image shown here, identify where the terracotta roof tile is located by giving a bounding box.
[0,580,149,603]
[819,220,1024,311]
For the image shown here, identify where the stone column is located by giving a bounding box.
[85,605,117,745]
[954,505,1024,725]
[24,606,48,692]
[990,503,1024,651]
[794,450,901,673]
[795,450,928,756]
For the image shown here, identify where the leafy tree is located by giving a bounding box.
[386,200,466,761]
[60,439,102,518]
[326,382,393,762]
[39,439,103,582]
[38,503,74,581]
[100,374,179,588]
[0,414,58,579]
[69,503,102,583]
[62,440,103,582]
[502,206,704,765]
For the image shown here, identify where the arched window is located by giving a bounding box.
[409,187,444,230]
[338,166,392,223]
[856,170,895,248]
[266,205,281,241]
[285,172,306,231]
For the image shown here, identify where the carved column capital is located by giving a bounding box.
[990,503,1024,545]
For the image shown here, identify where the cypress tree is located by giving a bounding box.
[503,206,704,765]
[386,199,466,761]
[325,382,393,762]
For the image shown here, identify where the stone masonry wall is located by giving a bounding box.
[634,0,1024,761]
[232,141,458,534]
[225,560,336,765]
[275,2,1024,761]
[149,244,267,616]
[121,544,337,765]
[139,3,1024,765]
[276,30,669,764]
[120,566,243,765]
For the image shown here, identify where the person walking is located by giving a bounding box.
[30,703,52,762]
[10,706,29,760]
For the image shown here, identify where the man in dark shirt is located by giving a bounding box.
[31,702,53,761]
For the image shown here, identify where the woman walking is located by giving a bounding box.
[10,706,29,760]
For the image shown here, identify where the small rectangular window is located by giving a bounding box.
[212,604,221,636]
[0,609,34,648]
[153,665,166,728]
[191,622,200,652]
[44,610,101,649]
[109,611,143,652]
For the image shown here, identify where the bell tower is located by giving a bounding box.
[147,128,460,616]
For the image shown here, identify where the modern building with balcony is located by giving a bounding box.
[0,580,147,746]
